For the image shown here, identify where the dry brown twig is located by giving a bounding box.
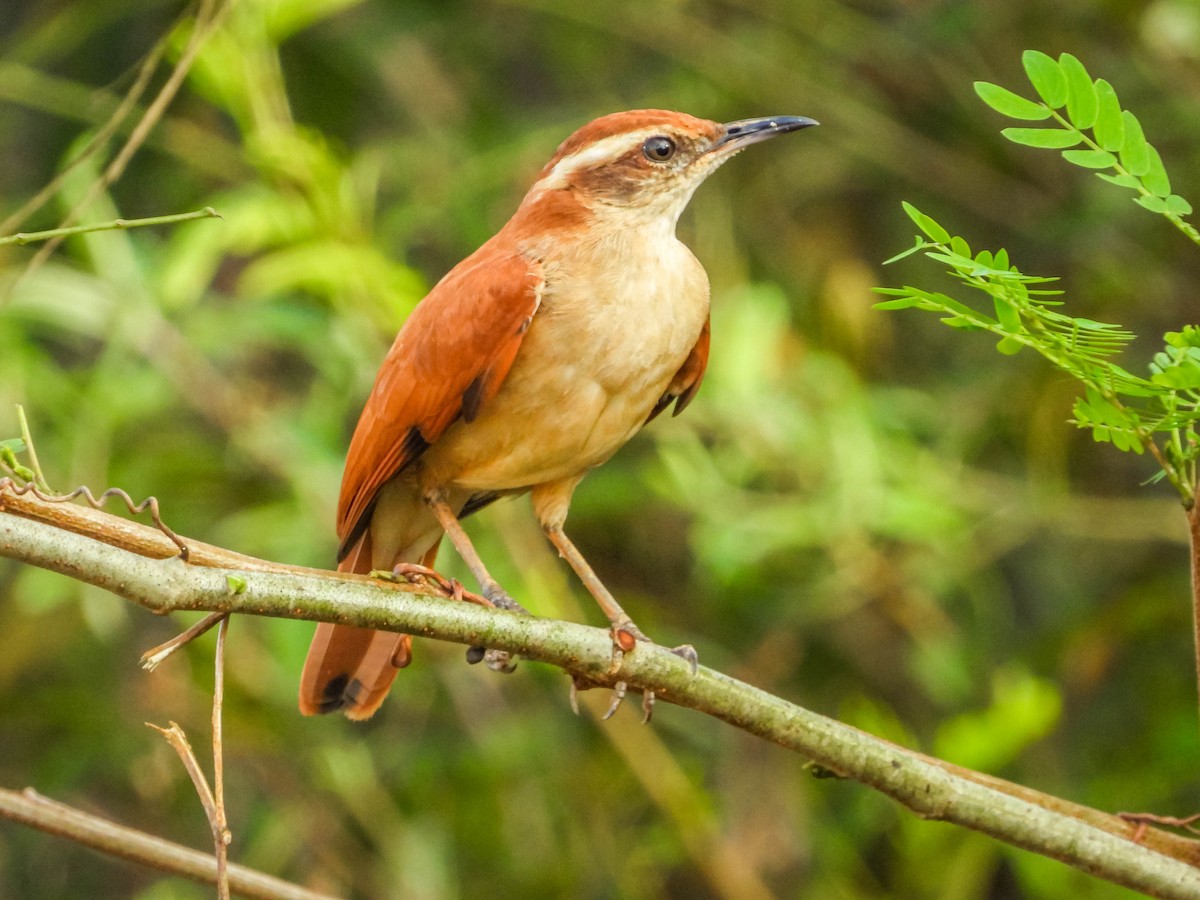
[146,615,234,900]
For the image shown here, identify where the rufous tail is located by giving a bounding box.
[298,531,432,719]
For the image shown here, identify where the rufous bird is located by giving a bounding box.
[300,109,816,719]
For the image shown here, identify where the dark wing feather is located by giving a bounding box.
[646,316,711,423]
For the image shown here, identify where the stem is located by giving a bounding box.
[0,787,332,900]
[0,207,219,246]
[1190,483,1200,727]
[14,405,49,492]
[212,615,231,900]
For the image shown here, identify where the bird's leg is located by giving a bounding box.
[542,521,698,721]
[542,522,698,664]
[423,490,528,613]
[424,489,527,672]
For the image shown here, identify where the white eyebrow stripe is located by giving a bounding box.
[531,128,663,192]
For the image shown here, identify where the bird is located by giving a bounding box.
[299,109,816,720]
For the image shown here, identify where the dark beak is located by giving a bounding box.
[711,116,818,154]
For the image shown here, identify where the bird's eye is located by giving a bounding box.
[642,136,677,162]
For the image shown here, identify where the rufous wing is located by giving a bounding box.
[336,246,544,559]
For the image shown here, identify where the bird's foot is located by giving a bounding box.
[482,581,530,615]
[390,565,525,673]
[464,581,530,672]
[566,626,699,723]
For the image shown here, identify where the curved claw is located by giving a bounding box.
[671,643,699,675]
[641,690,655,724]
[601,682,627,720]
[483,648,518,673]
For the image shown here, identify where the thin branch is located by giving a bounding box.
[0,10,174,237]
[0,207,220,246]
[213,615,232,900]
[146,722,220,829]
[2,489,1200,897]
[13,0,230,289]
[0,787,335,900]
[142,611,229,670]
[14,405,48,492]
[147,715,231,900]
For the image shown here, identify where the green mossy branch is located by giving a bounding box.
[3,487,1200,898]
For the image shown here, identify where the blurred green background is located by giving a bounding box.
[1,1,1198,897]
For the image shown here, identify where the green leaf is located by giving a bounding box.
[1060,53,1098,129]
[1096,172,1140,189]
[974,81,1052,120]
[873,295,920,310]
[226,575,248,595]
[950,235,971,259]
[994,248,1010,270]
[901,202,951,243]
[1092,79,1124,150]
[1142,145,1172,197]
[1022,50,1067,107]
[994,297,1021,333]
[1002,127,1082,149]
[1119,111,1151,175]
[996,335,1024,355]
[1166,327,1200,349]
[1135,195,1169,213]
[1062,149,1116,169]
[1166,194,1194,216]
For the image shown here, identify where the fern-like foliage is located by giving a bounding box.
[879,51,1200,505]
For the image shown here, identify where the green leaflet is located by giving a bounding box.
[1002,127,1082,149]
[974,81,1052,120]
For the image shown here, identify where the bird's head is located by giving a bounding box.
[521,109,817,229]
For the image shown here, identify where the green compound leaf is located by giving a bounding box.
[1119,111,1151,175]
[1092,79,1125,150]
[974,81,1052,120]
[1062,149,1117,169]
[1060,53,1098,129]
[1022,50,1067,107]
[1002,127,1083,149]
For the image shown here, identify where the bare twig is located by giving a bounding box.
[3,491,1200,897]
[146,722,219,830]
[0,787,333,900]
[13,0,230,289]
[142,611,229,670]
[0,207,220,246]
[213,615,232,900]
[0,21,171,236]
